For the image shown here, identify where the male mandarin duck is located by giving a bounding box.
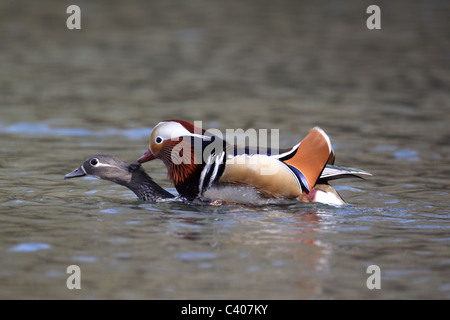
[137,120,371,205]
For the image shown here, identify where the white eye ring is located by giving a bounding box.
[90,158,99,166]
[155,136,163,144]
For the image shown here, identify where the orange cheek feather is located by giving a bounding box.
[159,138,202,185]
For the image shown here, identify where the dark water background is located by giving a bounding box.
[0,0,449,299]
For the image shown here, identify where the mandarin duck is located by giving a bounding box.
[65,155,176,202]
[137,120,371,205]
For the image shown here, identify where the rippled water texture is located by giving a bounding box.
[1,1,449,299]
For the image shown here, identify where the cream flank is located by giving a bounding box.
[220,154,302,198]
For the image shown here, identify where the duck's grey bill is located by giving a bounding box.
[65,166,86,179]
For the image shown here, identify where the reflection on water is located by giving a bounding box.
[1,0,450,299]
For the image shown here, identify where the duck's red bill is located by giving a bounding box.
[137,149,155,163]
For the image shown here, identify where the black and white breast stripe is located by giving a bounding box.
[198,152,226,194]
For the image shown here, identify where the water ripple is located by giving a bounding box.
[0,122,150,140]
[9,242,51,252]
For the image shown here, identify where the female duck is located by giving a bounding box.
[65,155,175,202]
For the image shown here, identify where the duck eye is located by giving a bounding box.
[155,136,163,144]
[90,158,99,166]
